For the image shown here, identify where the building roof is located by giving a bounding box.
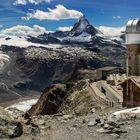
[125,19,140,45]
[119,76,140,89]
[96,67,119,71]
[126,19,140,33]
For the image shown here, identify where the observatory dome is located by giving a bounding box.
[126,19,140,45]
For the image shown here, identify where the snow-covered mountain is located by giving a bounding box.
[27,16,123,46]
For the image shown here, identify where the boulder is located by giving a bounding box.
[91,108,96,113]
[106,120,120,128]
[97,119,127,135]
[62,114,73,120]
[103,124,114,130]
[97,128,110,133]
[37,120,46,125]
[100,118,105,127]
[6,121,23,138]
[88,119,97,127]
[95,118,101,123]
[0,107,23,138]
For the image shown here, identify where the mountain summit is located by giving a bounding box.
[71,16,99,36]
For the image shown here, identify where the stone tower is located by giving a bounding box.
[126,19,140,76]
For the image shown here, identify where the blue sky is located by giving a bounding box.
[0,0,140,31]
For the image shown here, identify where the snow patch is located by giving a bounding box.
[61,32,92,42]
[110,36,124,45]
[101,38,118,45]
[6,99,38,113]
[112,106,140,118]
[0,36,62,49]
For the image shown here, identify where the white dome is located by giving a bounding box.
[126,19,140,45]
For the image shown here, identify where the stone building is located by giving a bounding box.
[126,19,140,76]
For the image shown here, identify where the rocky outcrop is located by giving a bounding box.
[0,107,23,138]
[0,119,23,138]
[97,120,127,136]
[28,84,67,116]
[28,68,108,116]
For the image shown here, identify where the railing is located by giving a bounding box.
[96,81,122,104]
[86,82,114,107]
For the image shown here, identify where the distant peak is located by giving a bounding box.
[70,15,99,36]
[78,15,90,25]
[70,16,90,33]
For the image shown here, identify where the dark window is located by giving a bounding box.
[101,87,106,95]
[136,20,140,31]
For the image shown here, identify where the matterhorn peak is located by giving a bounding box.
[72,15,90,32]
[78,15,90,27]
[70,15,98,36]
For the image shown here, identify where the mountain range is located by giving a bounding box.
[0,16,126,105]
[27,16,124,45]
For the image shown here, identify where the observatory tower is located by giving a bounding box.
[126,19,140,76]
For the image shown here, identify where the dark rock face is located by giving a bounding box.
[28,84,67,116]
[27,34,61,44]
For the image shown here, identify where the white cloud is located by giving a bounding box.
[57,26,73,32]
[98,26,125,37]
[22,5,83,21]
[14,0,52,5]
[112,16,122,19]
[0,25,48,37]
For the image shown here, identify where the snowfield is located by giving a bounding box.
[0,36,62,49]
[6,99,38,113]
[61,32,92,42]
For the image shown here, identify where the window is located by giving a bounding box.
[101,87,106,95]
[136,20,140,31]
